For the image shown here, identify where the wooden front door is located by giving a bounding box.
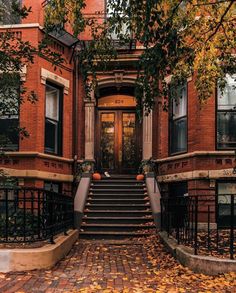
[97,110,141,174]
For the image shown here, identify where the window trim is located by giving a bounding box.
[44,81,63,156]
[216,76,236,150]
[169,82,188,156]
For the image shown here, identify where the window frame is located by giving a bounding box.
[169,82,188,156]
[216,74,236,150]
[0,74,20,151]
[44,81,63,156]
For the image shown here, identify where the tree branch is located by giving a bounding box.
[206,0,235,42]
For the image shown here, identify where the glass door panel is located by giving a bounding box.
[122,113,136,170]
[100,113,115,170]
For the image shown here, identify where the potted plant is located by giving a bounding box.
[138,158,156,175]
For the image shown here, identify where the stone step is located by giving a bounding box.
[92,180,144,184]
[90,185,145,190]
[82,217,154,224]
[89,189,147,198]
[89,189,146,194]
[87,198,150,204]
[79,231,156,239]
[83,210,152,217]
[85,204,150,210]
[80,223,156,232]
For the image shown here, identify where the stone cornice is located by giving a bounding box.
[4,152,73,163]
[156,151,235,164]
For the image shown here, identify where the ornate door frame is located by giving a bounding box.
[84,76,153,164]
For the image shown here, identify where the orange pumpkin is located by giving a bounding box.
[136,174,144,181]
[93,173,102,180]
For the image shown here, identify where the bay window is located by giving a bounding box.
[44,83,62,155]
[217,74,236,149]
[169,83,187,155]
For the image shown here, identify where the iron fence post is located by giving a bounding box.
[207,205,210,251]
[194,196,198,255]
[230,194,234,260]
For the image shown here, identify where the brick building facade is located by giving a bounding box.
[1,0,236,207]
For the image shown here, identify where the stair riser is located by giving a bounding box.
[91,185,145,189]
[87,198,149,205]
[81,226,155,232]
[92,181,144,184]
[85,205,150,211]
[83,218,154,224]
[84,212,152,217]
[88,194,147,199]
[90,189,146,194]
[79,234,152,240]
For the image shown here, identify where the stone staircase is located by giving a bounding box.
[79,175,156,239]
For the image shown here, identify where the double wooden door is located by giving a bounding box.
[97,110,141,174]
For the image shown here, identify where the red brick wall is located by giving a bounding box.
[156,77,217,160]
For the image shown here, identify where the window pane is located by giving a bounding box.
[218,74,236,110]
[0,0,21,24]
[46,85,59,121]
[0,74,20,117]
[171,118,187,154]
[217,112,236,148]
[100,113,115,169]
[106,0,130,39]
[0,118,18,150]
[45,119,58,154]
[172,85,187,119]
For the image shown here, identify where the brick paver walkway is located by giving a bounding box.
[0,236,236,292]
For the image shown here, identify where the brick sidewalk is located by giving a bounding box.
[0,237,236,292]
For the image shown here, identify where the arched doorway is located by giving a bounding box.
[95,87,142,174]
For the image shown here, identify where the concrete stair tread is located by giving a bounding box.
[92,179,144,184]
[91,184,145,187]
[79,231,155,236]
[85,204,150,207]
[90,189,146,192]
[87,198,149,201]
[81,223,155,227]
[82,216,153,220]
[84,210,151,213]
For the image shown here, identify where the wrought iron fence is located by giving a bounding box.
[0,187,74,244]
[161,195,236,259]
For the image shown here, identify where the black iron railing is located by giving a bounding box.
[161,195,236,259]
[0,187,74,244]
